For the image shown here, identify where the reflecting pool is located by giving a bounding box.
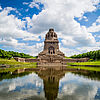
[0,69,100,100]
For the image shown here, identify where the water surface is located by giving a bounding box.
[0,69,100,100]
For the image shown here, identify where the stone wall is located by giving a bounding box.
[14,57,25,62]
[14,57,38,62]
[63,58,89,63]
[25,58,39,62]
[14,57,89,63]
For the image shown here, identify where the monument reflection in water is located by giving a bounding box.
[37,68,66,100]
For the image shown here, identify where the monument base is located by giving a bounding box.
[37,62,66,70]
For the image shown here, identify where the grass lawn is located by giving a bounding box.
[0,65,37,73]
[67,61,100,72]
[67,61,100,66]
[67,66,100,72]
[0,58,37,65]
[65,57,72,59]
[0,58,37,72]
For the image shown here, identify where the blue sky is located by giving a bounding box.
[0,0,100,56]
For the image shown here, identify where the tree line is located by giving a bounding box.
[71,50,100,60]
[0,49,34,59]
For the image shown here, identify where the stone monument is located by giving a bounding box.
[38,29,65,66]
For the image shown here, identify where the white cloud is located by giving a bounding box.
[25,8,29,12]
[78,16,88,21]
[0,7,32,38]
[77,46,100,53]
[26,42,44,56]
[61,36,78,47]
[0,38,25,47]
[23,0,40,9]
[0,6,2,10]
[0,7,40,48]
[60,46,80,57]
[23,2,29,5]
[87,16,100,32]
[25,0,100,56]
[14,42,44,56]
[60,45,100,57]
[27,0,99,47]
[29,2,40,9]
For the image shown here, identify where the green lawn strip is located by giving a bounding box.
[65,57,72,59]
[0,58,37,72]
[67,61,100,66]
[67,66,100,72]
[0,58,37,66]
[0,64,37,73]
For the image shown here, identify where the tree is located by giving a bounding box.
[70,50,100,60]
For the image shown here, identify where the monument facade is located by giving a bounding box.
[38,29,65,65]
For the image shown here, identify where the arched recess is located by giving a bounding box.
[48,46,55,54]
